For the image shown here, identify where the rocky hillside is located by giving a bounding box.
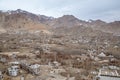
[0,9,50,34]
[88,20,120,35]
[46,15,87,28]
[0,9,120,36]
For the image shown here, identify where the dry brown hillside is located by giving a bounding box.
[0,9,50,33]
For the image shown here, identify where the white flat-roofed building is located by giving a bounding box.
[0,71,3,80]
[96,67,120,80]
[29,64,40,75]
[8,66,19,76]
[96,76,120,80]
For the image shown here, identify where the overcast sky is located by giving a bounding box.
[0,0,120,22]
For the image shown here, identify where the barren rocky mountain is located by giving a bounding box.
[0,9,50,34]
[0,9,120,36]
[88,20,120,35]
[101,21,120,35]
[46,15,87,28]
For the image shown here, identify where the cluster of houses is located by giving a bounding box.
[0,50,119,80]
[0,71,3,80]
[94,66,120,80]
[7,61,41,77]
[20,61,40,75]
[0,53,63,79]
[0,54,41,79]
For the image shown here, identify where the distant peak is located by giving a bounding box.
[16,9,26,13]
[62,15,74,17]
[88,19,106,24]
[4,9,30,15]
[13,9,29,14]
[58,15,80,21]
[61,15,76,18]
[95,19,105,22]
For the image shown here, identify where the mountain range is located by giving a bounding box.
[0,9,120,36]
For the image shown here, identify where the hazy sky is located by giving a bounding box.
[0,0,120,22]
